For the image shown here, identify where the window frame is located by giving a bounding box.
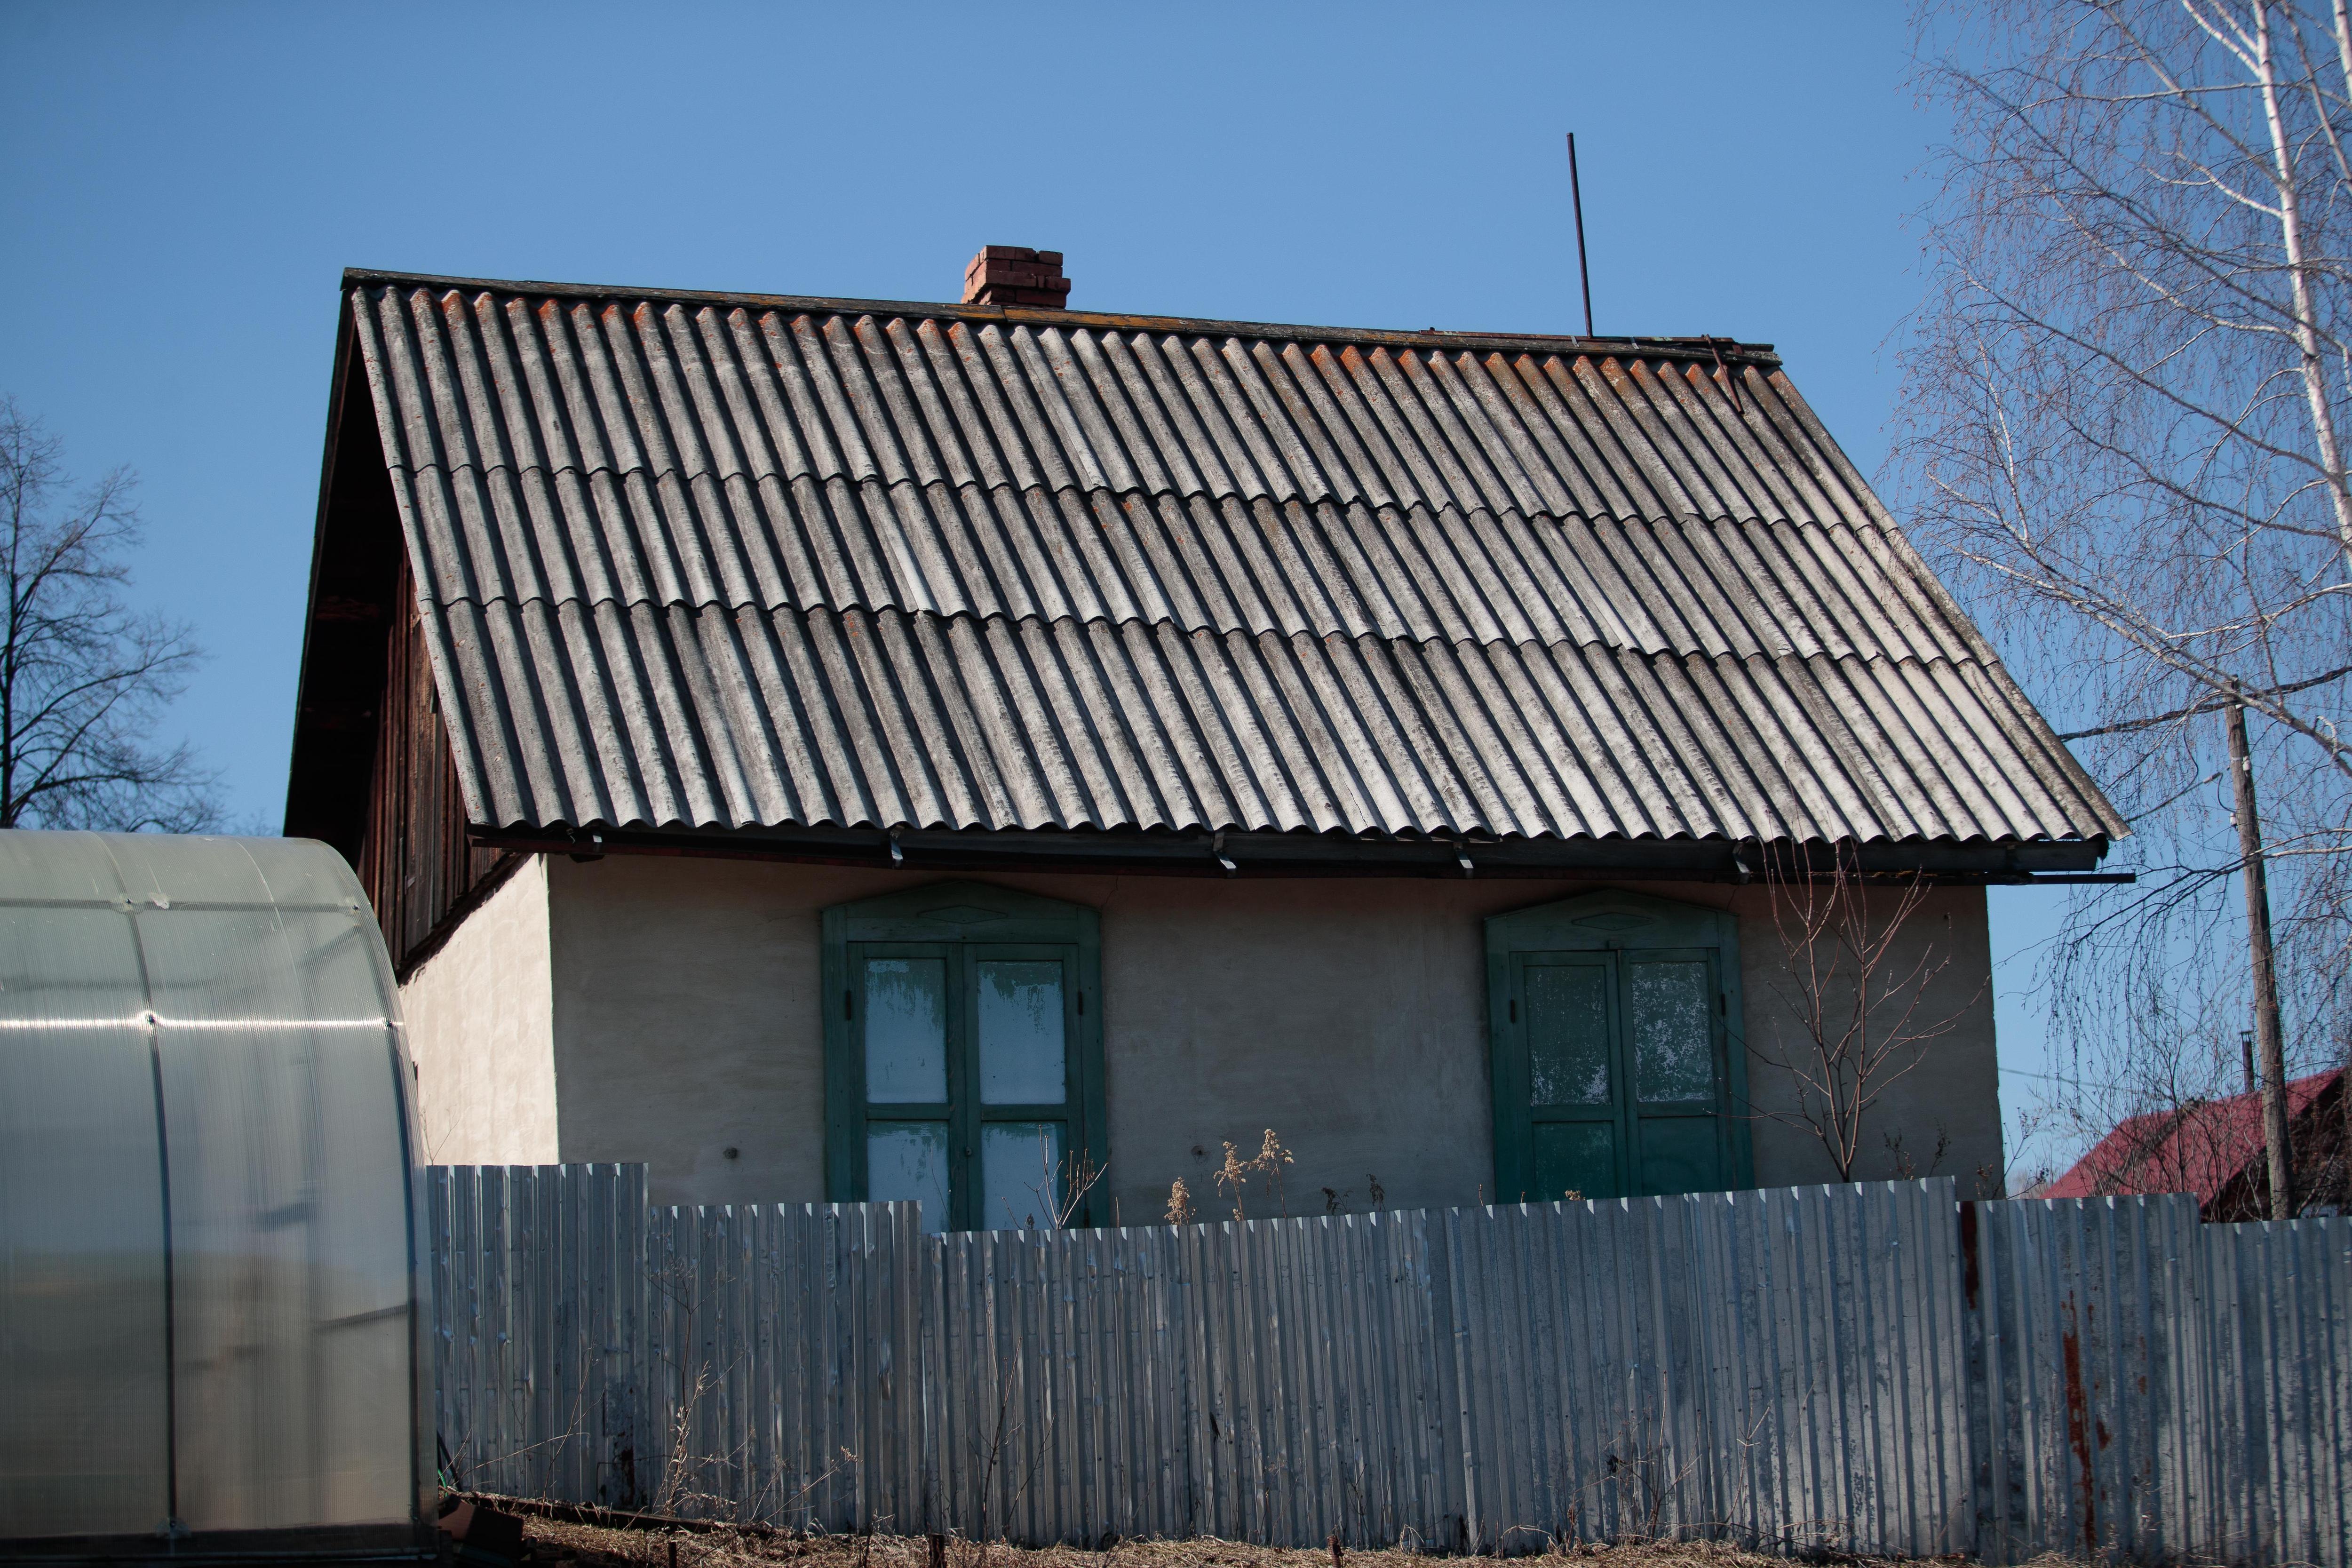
[1485,889,1754,1202]
[821,881,1106,1229]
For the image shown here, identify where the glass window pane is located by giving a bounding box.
[863,958,946,1104]
[866,1122,949,1234]
[1628,959,1714,1103]
[1526,962,1611,1106]
[977,960,1066,1105]
[980,1122,1063,1231]
[1533,1122,1619,1202]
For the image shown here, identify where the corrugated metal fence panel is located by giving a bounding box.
[1967,1194,2195,1564]
[926,1207,1458,1548]
[2201,1216,2352,1568]
[1967,1197,2352,1568]
[640,1201,929,1529]
[926,1186,1965,1552]
[427,1163,647,1505]
[429,1169,2345,1557]
[1439,1181,1971,1556]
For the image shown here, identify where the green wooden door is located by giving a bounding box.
[1489,892,1751,1203]
[1518,952,1621,1200]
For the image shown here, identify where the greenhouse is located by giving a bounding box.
[0,830,433,1560]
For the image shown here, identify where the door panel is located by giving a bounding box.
[1534,1122,1620,1202]
[1635,1116,1723,1197]
[1525,959,1613,1106]
[1626,956,1716,1105]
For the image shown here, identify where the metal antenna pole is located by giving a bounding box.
[1567,133,1594,337]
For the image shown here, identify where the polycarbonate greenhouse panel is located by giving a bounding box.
[0,831,433,1560]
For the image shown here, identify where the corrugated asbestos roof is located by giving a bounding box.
[345,271,2122,847]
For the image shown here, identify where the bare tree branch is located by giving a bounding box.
[1750,844,1984,1185]
[0,397,221,833]
[1903,1,2352,1207]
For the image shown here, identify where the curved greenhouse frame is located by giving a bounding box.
[0,831,431,1560]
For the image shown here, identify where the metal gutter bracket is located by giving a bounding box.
[566,829,604,864]
[1210,830,1237,877]
[888,828,905,868]
[1453,834,1475,877]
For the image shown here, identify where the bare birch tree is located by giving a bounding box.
[0,398,219,832]
[1903,0,2352,1210]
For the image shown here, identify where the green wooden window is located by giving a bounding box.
[822,882,1106,1233]
[1486,890,1753,1202]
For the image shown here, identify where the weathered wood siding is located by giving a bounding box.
[354,547,509,974]
[288,327,510,975]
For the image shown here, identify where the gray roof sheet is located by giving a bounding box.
[346,272,2121,847]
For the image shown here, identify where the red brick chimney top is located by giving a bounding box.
[963,246,1071,309]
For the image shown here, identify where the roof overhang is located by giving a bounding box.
[473,820,2120,885]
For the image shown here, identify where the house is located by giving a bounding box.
[2043,1067,2347,1219]
[283,250,2122,1225]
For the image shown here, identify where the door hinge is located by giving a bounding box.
[1509,998,1518,1023]
[845,990,854,1021]
[1077,990,1085,1016]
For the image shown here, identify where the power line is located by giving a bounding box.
[2057,664,2352,740]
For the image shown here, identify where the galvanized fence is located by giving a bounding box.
[427,1170,2350,1562]
[429,1163,648,1504]
[1967,1193,2351,1566]
[1439,1181,1971,1555]
[641,1200,930,1528]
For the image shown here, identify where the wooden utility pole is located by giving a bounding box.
[2227,697,2295,1218]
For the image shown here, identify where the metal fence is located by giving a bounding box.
[428,1171,2349,1562]
[643,1199,930,1526]
[429,1163,648,1504]
[1967,1193,2351,1565]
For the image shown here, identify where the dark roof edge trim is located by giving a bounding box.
[476,822,2111,883]
[341,268,1783,368]
[283,302,361,836]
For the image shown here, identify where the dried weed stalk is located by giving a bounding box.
[1210,1130,1298,1222]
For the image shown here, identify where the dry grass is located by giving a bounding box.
[507,1517,2025,1568]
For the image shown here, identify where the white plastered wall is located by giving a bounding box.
[539,857,2009,1212]
[398,855,558,1166]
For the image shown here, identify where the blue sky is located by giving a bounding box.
[0,1,2080,1170]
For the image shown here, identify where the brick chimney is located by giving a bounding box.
[962,246,1071,309]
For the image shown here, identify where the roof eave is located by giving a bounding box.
[473,820,2118,884]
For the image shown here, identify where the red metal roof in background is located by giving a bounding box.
[2044,1068,2344,1206]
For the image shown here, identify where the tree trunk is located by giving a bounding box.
[2255,3,2352,577]
[2228,697,2296,1218]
